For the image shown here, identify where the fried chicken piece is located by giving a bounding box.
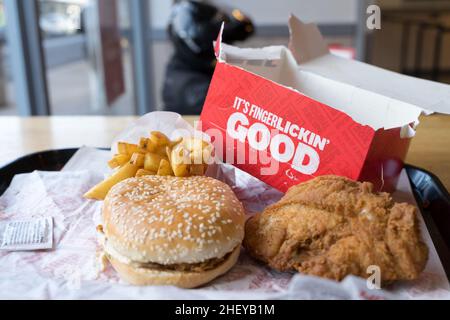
[244,175,428,282]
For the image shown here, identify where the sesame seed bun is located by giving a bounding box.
[107,246,241,288]
[102,175,245,286]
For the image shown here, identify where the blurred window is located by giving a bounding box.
[0,0,17,115]
[39,0,84,38]
[38,0,135,115]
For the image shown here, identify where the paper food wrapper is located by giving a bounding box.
[0,112,449,300]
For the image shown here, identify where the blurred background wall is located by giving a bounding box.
[0,0,449,116]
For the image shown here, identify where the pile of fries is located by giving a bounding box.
[84,131,213,200]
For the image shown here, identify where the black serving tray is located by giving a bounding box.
[1,149,450,281]
[405,165,450,280]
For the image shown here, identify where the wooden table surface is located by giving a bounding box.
[1,114,449,191]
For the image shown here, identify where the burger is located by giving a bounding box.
[98,175,245,288]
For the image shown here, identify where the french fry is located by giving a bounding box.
[186,138,212,164]
[117,142,139,155]
[170,141,189,177]
[108,159,120,169]
[155,145,169,157]
[144,153,163,172]
[91,133,214,202]
[130,152,145,167]
[108,154,131,168]
[147,139,158,153]
[201,142,213,164]
[137,137,156,153]
[138,137,149,149]
[170,143,187,165]
[135,168,156,177]
[172,163,189,177]
[88,132,215,202]
[168,137,183,148]
[169,137,212,177]
[189,164,207,176]
[157,158,174,176]
[84,163,139,200]
[166,146,172,162]
[149,131,170,147]
[146,140,157,153]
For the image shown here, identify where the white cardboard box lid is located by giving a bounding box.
[218,42,424,131]
[216,17,450,132]
[288,15,450,116]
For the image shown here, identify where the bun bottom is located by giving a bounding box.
[108,246,240,288]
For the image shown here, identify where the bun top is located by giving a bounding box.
[102,175,245,265]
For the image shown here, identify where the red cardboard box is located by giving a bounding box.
[200,16,450,193]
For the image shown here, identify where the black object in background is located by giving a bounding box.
[163,0,254,115]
